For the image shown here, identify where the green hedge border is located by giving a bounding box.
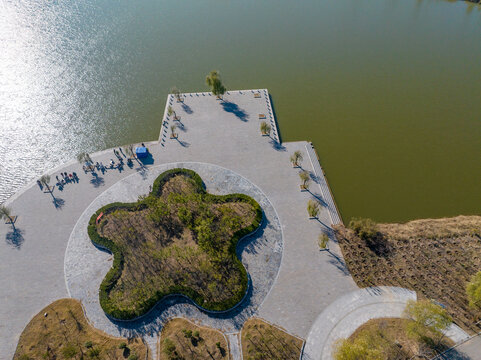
[88,168,263,320]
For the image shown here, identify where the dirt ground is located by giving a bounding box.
[158,318,228,360]
[240,318,303,360]
[14,298,149,360]
[335,215,481,333]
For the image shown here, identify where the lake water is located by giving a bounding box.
[1,0,480,222]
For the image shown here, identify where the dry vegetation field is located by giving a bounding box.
[158,318,228,360]
[336,215,481,333]
[92,169,261,318]
[14,299,149,360]
[240,318,303,360]
[343,318,453,360]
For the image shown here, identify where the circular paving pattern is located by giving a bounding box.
[64,162,283,343]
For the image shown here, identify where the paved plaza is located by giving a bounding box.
[0,89,474,359]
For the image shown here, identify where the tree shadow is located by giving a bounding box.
[175,121,187,132]
[175,138,190,148]
[90,175,105,188]
[307,190,328,208]
[5,228,25,249]
[268,94,282,143]
[437,348,471,360]
[181,103,193,114]
[221,101,249,122]
[53,197,65,209]
[326,249,351,276]
[269,139,286,152]
[136,166,149,180]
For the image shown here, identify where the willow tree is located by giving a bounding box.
[299,170,310,190]
[403,299,452,345]
[290,150,303,168]
[77,152,92,165]
[39,174,51,192]
[171,87,182,102]
[307,199,320,219]
[260,121,271,136]
[0,205,16,231]
[167,106,179,121]
[205,70,226,99]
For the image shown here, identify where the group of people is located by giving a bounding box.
[56,172,79,191]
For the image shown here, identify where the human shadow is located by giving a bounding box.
[5,228,25,249]
[90,174,105,188]
[221,101,249,122]
[181,103,193,114]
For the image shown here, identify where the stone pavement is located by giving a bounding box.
[1,89,355,358]
[64,162,283,355]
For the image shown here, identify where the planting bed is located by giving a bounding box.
[14,299,149,360]
[89,168,262,319]
[336,215,481,333]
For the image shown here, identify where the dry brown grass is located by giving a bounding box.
[336,215,481,333]
[240,318,303,360]
[158,318,228,360]
[14,298,149,360]
[347,318,453,360]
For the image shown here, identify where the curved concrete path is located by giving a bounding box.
[302,286,417,360]
[65,162,283,351]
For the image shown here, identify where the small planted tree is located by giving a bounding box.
[318,233,329,250]
[167,106,179,121]
[206,70,226,99]
[171,86,182,102]
[123,144,135,159]
[403,299,452,345]
[299,170,310,190]
[290,150,303,168]
[39,174,51,192]
[170,124,177,139]
[77,152,92,165]
[0,205,16,231]
[260,121,271,136]
[348,217,378,241]
[307,199,320,219]
[467,271,481,309]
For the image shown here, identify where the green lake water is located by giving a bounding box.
[1,0,480,222]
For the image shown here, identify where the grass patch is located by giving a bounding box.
[159,318,228,360]
[241,318,303,360]
[14,298,149,360]
[336,318,453,360]
[89,168,262,319]
[335,215,481,333]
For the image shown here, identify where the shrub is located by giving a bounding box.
[84,340,93,348]
[403,299,452,342]
[118,342,128,349]
[128,354,139,360]
[348,218,378,241]
[467,271,481,309]
[87,347,100,358]
[163,338,176,356]
[61,344,78,359]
